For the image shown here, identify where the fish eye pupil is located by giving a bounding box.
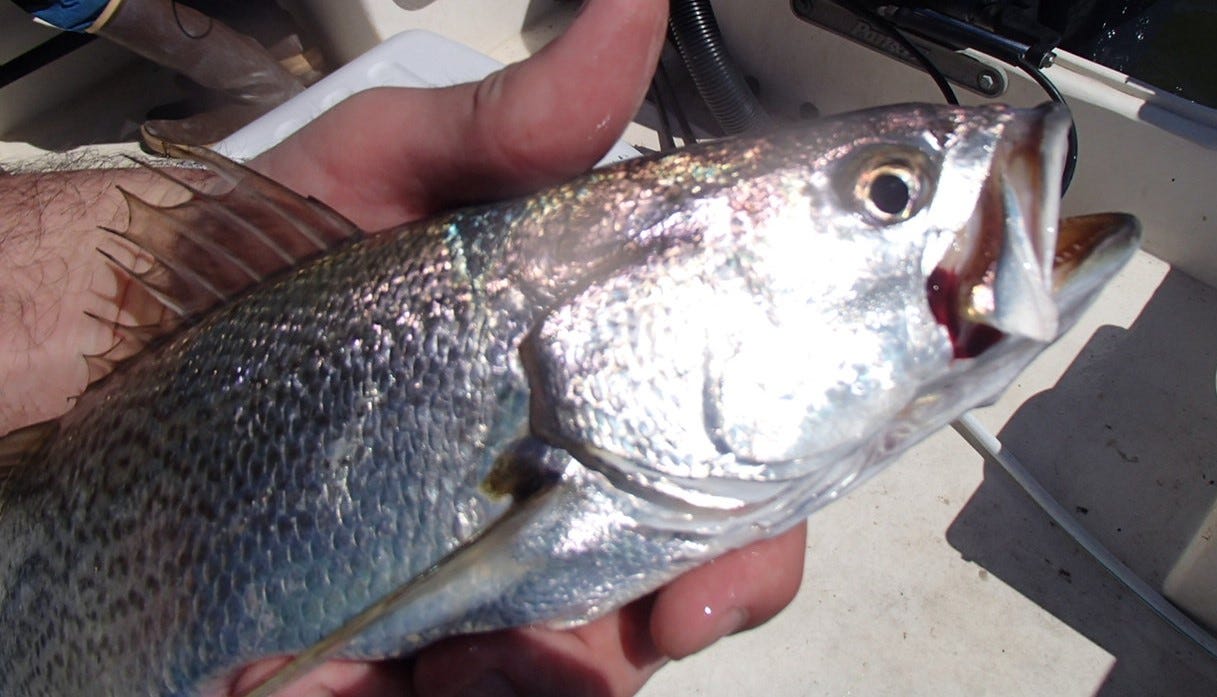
[869,172,910,216]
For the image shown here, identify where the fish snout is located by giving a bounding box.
[929,103,1071,358]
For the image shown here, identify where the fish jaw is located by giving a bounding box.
[928,103,1070,357]
[882,108,1140,481]
[883,208,1139,463]
[715,144,1140,543]
[925,103,1141,359]
[883,214,1140,508]
[1052,212,1141,326]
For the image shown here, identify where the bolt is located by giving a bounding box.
[977,72,997,94]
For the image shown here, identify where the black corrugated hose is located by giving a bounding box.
[668,0,772,135]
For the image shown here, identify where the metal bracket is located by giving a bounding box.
[791,0,1007,98]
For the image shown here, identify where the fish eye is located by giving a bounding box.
[855,162,922,223]
[869,171,910,214]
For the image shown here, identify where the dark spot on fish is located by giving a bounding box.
[1075,506,1089,515]
[482,438,562,501]
[195,498,218,522]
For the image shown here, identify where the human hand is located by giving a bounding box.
[237,2,807,695]
[0,0,808,694]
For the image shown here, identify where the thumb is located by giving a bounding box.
[254,0,668,229]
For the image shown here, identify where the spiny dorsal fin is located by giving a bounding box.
[82,352,118,385]
[91,146,363,375]
[82,310,170,355]
[0,420,57,486]
[166,144,359,249]
[79,147,364,388]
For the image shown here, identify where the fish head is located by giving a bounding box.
[527,104,1137,527]
[681,103,1139,513]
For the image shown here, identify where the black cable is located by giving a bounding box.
[669,0,772,134]
[649,78,678,152]
[871,5,1076,192]
[1015,57,1079,194]
[656,60,698,146]
[172,0,213,39]
[0,32,95,90]
[834,0,959,105]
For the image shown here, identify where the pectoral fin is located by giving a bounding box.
[235,463,569,697]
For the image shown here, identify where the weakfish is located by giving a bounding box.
[0,103,1138,696]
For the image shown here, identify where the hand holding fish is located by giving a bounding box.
[0,1,807,695]
[0,0,1143,689]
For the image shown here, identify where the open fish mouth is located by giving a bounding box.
[928,104,1140,359]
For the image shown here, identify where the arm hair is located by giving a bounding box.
[0,163,213,434]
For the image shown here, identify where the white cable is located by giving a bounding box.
[953,412,1217,660]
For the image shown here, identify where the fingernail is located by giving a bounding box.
[459,670,518,697]
[713,607,749,641]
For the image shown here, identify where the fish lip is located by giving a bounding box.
[929,103,1071,359]
[1052,212,1141,313]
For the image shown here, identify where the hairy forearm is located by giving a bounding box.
[0,164,212,435]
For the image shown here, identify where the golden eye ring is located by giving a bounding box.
[856,162,921,223]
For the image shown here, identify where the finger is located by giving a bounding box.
[413,598,666,697]
[648,522,808,660]
[253,0,669,230]
[223,656,412,697]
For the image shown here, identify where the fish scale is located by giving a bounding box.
[1,216,537,694]
[0,103,1138,696]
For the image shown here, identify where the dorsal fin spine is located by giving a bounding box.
[82,145,362,389]
[113,186,265,284]
[168,144,348,252]
[251,194,329,252]
[194,196,298,265]
[97,248,189,318]
[83,310,165,347]
[82,352,118,384]
[117,162,300,266]
[101,226,229,303]
[175,221,266,284]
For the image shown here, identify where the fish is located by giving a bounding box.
[0,102,1138,696]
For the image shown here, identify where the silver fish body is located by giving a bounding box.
[0,103,1138,696]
